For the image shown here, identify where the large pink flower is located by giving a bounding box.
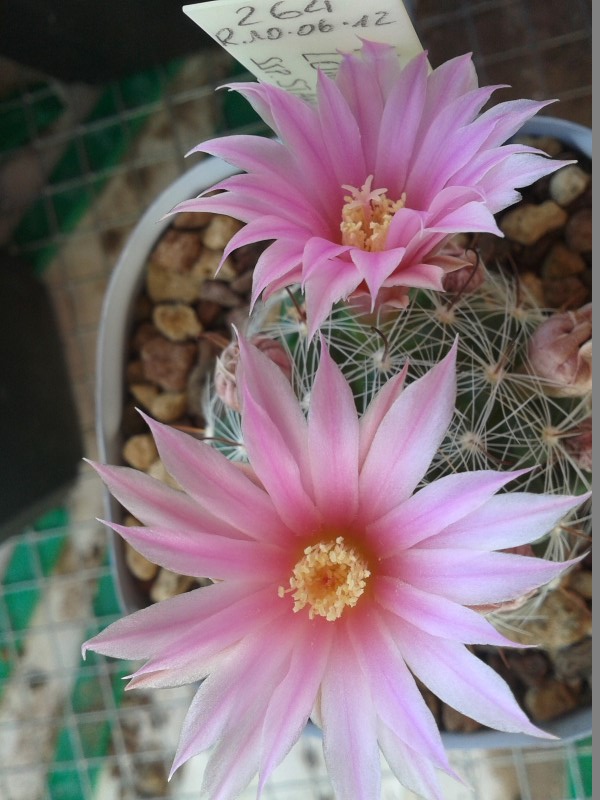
[83,339,587,799]
[174,41,568,335]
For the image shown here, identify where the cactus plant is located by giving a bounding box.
[203,261,591,626]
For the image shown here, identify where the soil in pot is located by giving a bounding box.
[109,130,592,738]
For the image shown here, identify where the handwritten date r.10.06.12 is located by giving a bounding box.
[216,1,394,47]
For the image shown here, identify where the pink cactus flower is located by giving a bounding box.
[174,41,569,335]
[83,339,586,799]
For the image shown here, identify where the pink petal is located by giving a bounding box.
[376,577,521,647]
[359,342,457,518]
[241,389,320,534]
[220,214,309,264]
[422,54,478,125]
[238,338,321,532]
[378,720,446,800]
[359,364,408,467]
[474,98,555,149]
[334,47,387,162]
[265,87,340,216]
[385,206,425,250]
[422,491,591,551]
[88,461,245,539]
[368,469,528,554]
[389,616,554,738]
[479,153,572,214]
[213,172,323,229]
[82,580,265,661]
[172,192,267,224]
[308,340,359,522]
[320,632,382,800]
[316,70,366,187]
[407,85,501,204]
[258,619,333,791]
[199,625,293,799]
[170,621,290,786]
[388,548,582,605]
[105,520,287,582]
[126,585,288,687]
[141,415,293,544]
[303,258,363,338]
[189,133,289,176]
[375,51,429,192]
[350,247,407,305]
[385,262,445,291]
[426,200,500,235]
[349,613,452,772]
[225,81,278,130]
[251,240,303,306]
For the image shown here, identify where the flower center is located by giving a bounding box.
[340,175,406,252]
[279,536,370,621]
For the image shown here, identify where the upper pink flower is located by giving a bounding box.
[174,41,568,335]
[82,338,587,800]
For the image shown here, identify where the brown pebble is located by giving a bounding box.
[497,587,592,650]
[147,458,182,490]
[122,434,158,470]
[191,249,237,284]
[202,215,243,249]
[554,637,592,681]
[565,570,592,600]
[131,322,160,354]
[141,337,198,392]
[150,568,196,602]
[542,276,589,309]
[541,243,586,279]
[129,382,160,410]
[441,705,482,732]
[172,210,212,229]
[500,201,568,245]
[199,280,243,308]
[524,680,578,722]
[549,165,591,207]
[149,391,188,423]
[121,401,148,437]
[512,135,563,158]
[230,269,254,296]
[565,208,592,253]
[125,542,159,581]
[506,651,550,688]
[146,261,200,304]
[153,303,202,342]
[131,292,153,323]
[151,228,203,271]
[126,360,146,384]
[195,299,224,328]
[519,272,545,306]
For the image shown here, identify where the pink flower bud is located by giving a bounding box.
[440,240,486,295]
[527,303,592,396]
[214,337,293,412]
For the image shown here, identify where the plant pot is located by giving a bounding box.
[96,115,592,748]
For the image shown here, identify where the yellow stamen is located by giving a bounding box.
[340,175,406,252]
[279,536,370,621]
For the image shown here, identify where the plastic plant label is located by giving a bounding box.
[182,0,424,101]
